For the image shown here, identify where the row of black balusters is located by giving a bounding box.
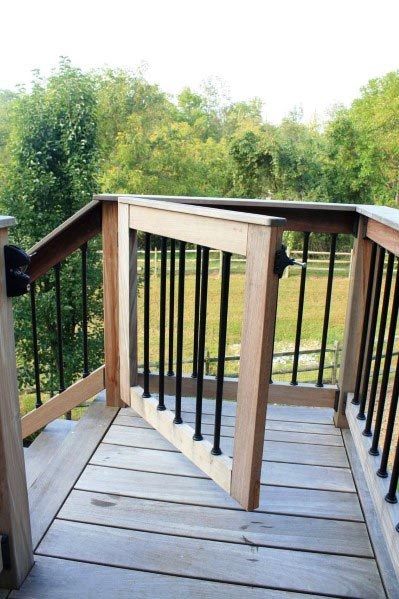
[142,234,231,456]
[30,243,89,414]
[352,244,399,517]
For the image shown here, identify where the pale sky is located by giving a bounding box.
[1,0,399,123]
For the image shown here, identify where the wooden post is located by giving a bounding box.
[231,223,283,510]
[0,218,33,589]
[334,217,372,428]
[102,202,123,407]
[118,204,138,404]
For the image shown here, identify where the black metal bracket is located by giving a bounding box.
[274,244,306,279]
[4,245,31,297]
[1,534,11,570]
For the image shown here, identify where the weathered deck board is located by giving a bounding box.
[77,464,364,521]
[16,403,388,598]
[36,519,384,598]
[114,412,344,444]
[28,399,118,549]
[9,555,329,599]
[103,424,349,467]
[59,488,372,557]
[163,397,335,424]
[91,442,356,492]
[119,403,339,429]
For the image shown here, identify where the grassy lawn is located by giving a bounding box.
[20,270,350,428]
[137,271,350,381]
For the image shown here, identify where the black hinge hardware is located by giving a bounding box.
[4,245,31,297]
[1,534,11,570]
[274,244,306,279]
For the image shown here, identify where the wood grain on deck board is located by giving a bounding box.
[9,555,332,599]
[77,465,364,521]
[59,489,372,557]
[114,413,343,445]
[91,442,355,492]
[116,410,342,436]
[37,520,384,598]
[103,425,348,468]
[163,397,334,424]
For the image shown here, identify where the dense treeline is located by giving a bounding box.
[0,58,398,392]
[1,59,399,222]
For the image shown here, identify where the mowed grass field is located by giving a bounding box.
[20,270,350,427]
[137,271,350,379]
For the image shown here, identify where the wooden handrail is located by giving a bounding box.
[96,194,358,233]
[27,200,102,282]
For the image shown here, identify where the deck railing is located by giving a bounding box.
[2,194,399,586]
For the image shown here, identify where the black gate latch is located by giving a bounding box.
[274,244,306,279]
[4,245,31,297]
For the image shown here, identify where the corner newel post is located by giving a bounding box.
[334,216,372,428]
[117,202,138,405]
[0,218,33,589]
[231,222,283,511]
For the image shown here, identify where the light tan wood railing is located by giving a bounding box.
[0,217,33,589]
[117,197,285,509]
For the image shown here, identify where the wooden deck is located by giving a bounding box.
[10,398,392,598]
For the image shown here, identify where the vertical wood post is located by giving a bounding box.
[231,223,283,510]
[102,202,123,407]
[334,217,372,427]
[0,219,33,589]
[118,203,138,404]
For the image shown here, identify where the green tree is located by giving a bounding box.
[1,59,102,392]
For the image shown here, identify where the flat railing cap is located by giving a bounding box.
[0,216,16,229]
[118,195,287,228]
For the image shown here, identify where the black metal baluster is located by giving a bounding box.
[194,247,210,441]
[377,355,399,478]
[167,239,175,376]
[364,253,394,435]
[191,245,202,378]
[385,435,399,504]
[81,242,89,378]
[30,282,42,408]
[370,259,399,455]
[316,234,337,387]
[357,247,385,419]
[212,252,231,455]
[54,263,65,398]
[143,233,151,398]
[291,232,310,385]
[174,240,186,424]
[158,237,167,411]
[352,243,377,405]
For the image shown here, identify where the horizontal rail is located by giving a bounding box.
[366,218,399,257]
[101,194,357,234]
[27,201,102,282]
[21,366,105,438]
[137,373,337,408]
[124,197,285,256]
[130,385,232,492]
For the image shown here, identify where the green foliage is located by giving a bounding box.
[0,59,102,390]
[1,61,399,393]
